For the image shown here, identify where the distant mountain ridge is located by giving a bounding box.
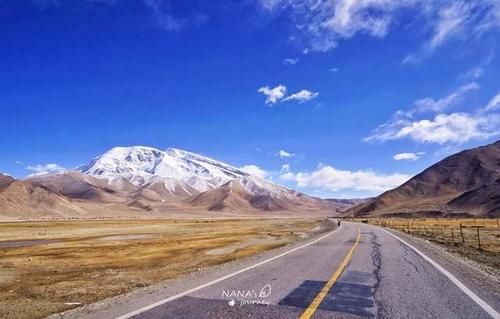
[348,140,500,217]
[0,146,352,219]
[188,176,337,213]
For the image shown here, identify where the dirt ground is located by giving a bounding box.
[0,218,333,319]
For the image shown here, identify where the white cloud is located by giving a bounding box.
[366,112,500,144]
[365,83,500,145]
[329,67,339,73]
[259,0,282,10]
[457,67,484,82]
[240,165,269,179]
[26,163,65,176]
[258,1,500,54]
[141,1,210,31]
[280,164,410,193]
[364,109,414,142]
[283,58,299,65]
[485,93,500,112]
[429,2,470,49]
[278,149,295,159]
[143,0,186,31]
[393,152,425,161]
[417,1,500,59]
[258,0,412,52]
[283,89,319,103]
[401,54,420,66]
[427,1,500,50]
[258,85,287,104]
[258,85,319,105]
[412,82,479,113]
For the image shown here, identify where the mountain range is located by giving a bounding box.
[0,147,354,219]
[2,140,499,220]
[347,140,500,217]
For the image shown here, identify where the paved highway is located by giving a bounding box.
[55,222,500,319]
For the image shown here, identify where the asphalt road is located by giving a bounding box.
[58,222,500,319]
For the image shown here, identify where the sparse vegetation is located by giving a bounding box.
[348,218,500,268]
[0,218,333,319]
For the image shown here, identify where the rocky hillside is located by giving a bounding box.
[348,140,500,217]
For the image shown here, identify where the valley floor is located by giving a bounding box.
[0,218,333,319]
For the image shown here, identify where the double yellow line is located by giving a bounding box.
[299,227,361,319]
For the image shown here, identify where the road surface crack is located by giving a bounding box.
[400,243,420,273]
[370,232,387,318]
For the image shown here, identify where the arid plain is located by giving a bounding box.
[0,218,333,319]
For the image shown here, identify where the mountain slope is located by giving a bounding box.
[0,173,15,190]
[189,176,337,213]
[0,176,87,219]
[447,179,500,216]
[27,171,136,203]
[348,140,500,217]
[130,177,198,203]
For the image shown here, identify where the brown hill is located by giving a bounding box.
[0,178,86,219]
[348,140,500,217]
[27,171,133,203]
[188,176,341,213]
[0,174,15,190]
[0,172,197,219]
[447,179,500,216]
[188,180,255,212]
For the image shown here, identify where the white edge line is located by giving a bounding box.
[378,227,500,319]
[114,224,344,319]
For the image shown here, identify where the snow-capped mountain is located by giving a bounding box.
[74,146,343,213]
[78,146,249,192]
[0,146,355,219]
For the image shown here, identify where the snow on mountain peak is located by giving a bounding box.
[78,146,249,192]
[237,175,299,199]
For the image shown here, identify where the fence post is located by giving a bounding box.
[459,224,465,244]
[476,227,481,250]
[451,228,455,243]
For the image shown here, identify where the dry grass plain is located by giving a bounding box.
[0,218,332,319]
[349,218,500,268]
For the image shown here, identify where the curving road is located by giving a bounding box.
[58,222,500,319]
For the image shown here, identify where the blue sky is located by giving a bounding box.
[1,0,500,198]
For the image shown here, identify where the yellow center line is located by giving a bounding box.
[299,226,361,319]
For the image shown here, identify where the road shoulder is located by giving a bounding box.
[373,225,500,312]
